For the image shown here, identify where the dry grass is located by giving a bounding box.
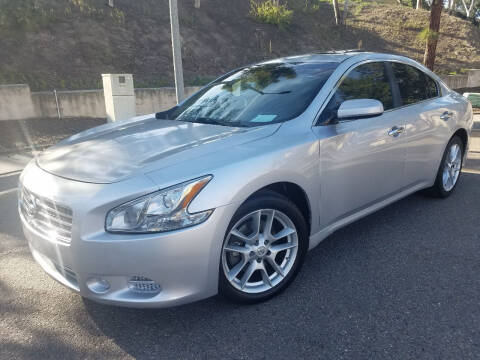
[349,5,480,74]
[0,0,479,90]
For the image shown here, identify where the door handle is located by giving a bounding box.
[388,126,405,137]
[440,111,453,121]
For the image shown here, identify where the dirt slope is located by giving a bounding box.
[0,0,479,91]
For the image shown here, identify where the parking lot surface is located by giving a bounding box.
[0,142,479,360]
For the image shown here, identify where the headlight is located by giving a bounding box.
[105,175,213,233]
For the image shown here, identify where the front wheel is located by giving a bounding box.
[219,192,308,303]
[429,135,464,198]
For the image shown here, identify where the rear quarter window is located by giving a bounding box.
[391,62,439,106]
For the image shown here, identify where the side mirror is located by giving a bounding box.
[337,99,384,120]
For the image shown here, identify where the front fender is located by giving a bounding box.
[144,123,321,234]
[188,132,320,233]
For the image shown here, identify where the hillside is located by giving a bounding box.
[0,0,479,91]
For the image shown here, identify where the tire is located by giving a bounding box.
[219,190,308,304]
[428,135,464,198]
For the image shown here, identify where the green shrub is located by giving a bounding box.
[301,0,322,13]
[250,0,293,27]
[417,27,439,43]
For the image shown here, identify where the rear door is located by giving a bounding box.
[317,61,407,229]
[389,62,455,186]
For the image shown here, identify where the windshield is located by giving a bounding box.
[165,61,338,127]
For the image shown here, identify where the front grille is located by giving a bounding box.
[127,276,162,294]
[19,186,73,245]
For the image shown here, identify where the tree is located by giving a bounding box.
[416,0,422,10]
[423,0,443,71]
[343,0,349,24]
[332,0,341,25]
[461,0,475,17]
[447,0,455,14]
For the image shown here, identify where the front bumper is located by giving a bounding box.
[20,163,237,308]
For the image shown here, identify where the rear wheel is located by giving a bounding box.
[429,135,464,198]
[219,192,308,303]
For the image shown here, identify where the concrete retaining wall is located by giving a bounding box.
[467,70,480,88]
[31,90,107,118]
[135,87,201,115]
[440,70,480,90]
[440,75,469,90]
[0,85,202,121]
[0,85,36,120]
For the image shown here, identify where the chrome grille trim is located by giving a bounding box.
[19,186,73,245]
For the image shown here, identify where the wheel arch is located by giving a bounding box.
[432,127,468,182]
[246,182,312,237]
[452,128,468,153]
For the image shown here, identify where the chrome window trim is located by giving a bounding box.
[313,58,442,126]
[313,59,390,126]
[387,60,442,108]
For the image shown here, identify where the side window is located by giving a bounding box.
[319,62,393,123]
[391,62,439,106]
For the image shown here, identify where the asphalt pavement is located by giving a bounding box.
[1,137,480,359]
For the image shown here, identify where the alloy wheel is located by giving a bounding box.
[442,143,462,192]
[221,209,299,294]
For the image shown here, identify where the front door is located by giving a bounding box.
[315,61,406,229]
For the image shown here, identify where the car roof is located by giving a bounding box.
[262,50,412,65]
[264,50,372,64]
[258,51,438,78]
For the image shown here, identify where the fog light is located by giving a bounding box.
[86,277,110,294]
[127,276,161,294]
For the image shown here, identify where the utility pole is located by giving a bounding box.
[169,0,185,103]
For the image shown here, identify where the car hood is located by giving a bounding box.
[36,115,280,184]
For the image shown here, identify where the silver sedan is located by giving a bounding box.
[19,51,473,307]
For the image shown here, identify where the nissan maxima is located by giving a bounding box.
[19,51,473,307]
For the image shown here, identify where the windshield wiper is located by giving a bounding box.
[183,117,247,128]
[243,84,291,95]
[190,117,225,125]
